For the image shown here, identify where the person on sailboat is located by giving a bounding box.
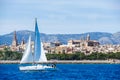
[52,64,56,68]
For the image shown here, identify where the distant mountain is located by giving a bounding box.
[0,30,120,45]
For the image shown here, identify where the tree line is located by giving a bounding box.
[46,52,120,60]
[0,48,22,60]
[0,48,120,60]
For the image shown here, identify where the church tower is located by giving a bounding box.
[12,31,18,47]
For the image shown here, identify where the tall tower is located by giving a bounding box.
[87,34,90,41]
[12,31,18,47]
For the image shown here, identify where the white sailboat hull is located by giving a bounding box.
[19,65,55,71]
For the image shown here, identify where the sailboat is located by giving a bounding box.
[19,19,55,71]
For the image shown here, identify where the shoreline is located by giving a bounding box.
[0,60,120,64]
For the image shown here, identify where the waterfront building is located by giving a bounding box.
[68,34,99,47]
[0,45,9,51]
[19,38,26,52]
[1,31,120,55]
[67,34,100,54]
[55,45,73,54]
[43,41,62,53]
[44,41,61,48]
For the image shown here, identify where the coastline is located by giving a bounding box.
[0,60,120,64]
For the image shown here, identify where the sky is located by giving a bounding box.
[0,0,120,35]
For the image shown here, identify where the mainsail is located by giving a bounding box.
[20,35,33,64]
[34,19,41,62]
[34,19,47,62]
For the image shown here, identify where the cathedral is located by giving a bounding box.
[68,34,99,48]
[10,31,26,52]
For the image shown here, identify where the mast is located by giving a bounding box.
[32,49,35,65]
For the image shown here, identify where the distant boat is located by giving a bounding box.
[19,19,55,71]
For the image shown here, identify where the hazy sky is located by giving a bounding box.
[0,0,120,35]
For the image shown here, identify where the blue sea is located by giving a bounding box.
[0,64,120,80]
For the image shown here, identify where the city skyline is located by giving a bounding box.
[0,0,120,35]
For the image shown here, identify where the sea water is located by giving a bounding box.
[0,64,120,80]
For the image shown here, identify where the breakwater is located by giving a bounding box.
[0,60,120,64]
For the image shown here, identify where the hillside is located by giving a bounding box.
[0,30,120,45]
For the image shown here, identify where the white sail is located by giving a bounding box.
[20,35,33,64]
[39,42,47,62]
